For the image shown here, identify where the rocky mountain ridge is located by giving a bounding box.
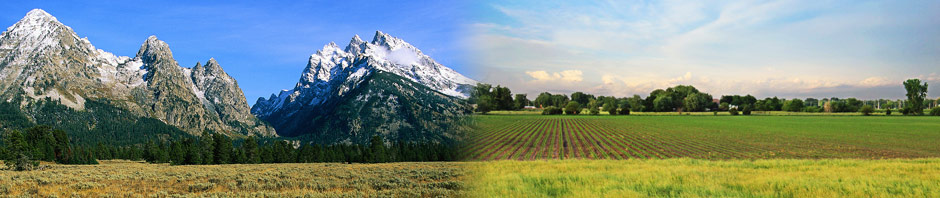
[251,31,474,142]
[0,9,275,137]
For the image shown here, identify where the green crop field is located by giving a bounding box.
[467,159,940,197]
[463,115,940,160]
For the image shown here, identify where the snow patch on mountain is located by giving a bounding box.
[252,31,476,119]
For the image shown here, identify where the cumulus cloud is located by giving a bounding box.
[525,70,583,82]
[858,77,893,87]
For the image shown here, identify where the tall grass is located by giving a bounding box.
[468,158,940,197]
[0,160,467,197]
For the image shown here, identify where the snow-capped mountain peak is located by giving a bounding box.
[21,9,56,24]
[1,9,276,136]
[302,42,350,84]
[371,31,408,50]
[252,31,476,122]
[345,35,366,54]
[356,31,476,97]
[0,9,82,55]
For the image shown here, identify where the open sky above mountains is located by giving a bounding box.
[2,1,938,101]
[469,0,940,99]
[0,1,472,102]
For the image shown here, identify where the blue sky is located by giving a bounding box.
[468,0,940,99]
[3,1,939,101]
[0,1,473,102]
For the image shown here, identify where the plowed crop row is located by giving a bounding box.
[464,115,940,160]
[466,117,752,160]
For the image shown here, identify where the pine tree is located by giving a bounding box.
[157,141,170,163]
[261,142,274,163]
[24,126,56,162]
[143,140,158,163]
[212,133,233,164]
[182,137,203,165]
[232,148,246,164]
[169,140,185,165]
[314,144,325,162]
[52,129,72,163]
[94,142,110,160]
[200,131,215,164]
[4,130,38,171]
[369,136,388,163]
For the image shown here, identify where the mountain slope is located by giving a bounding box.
[252,31,474,143]
[0,9,274,137]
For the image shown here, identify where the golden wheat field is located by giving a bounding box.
[0,160,466,197]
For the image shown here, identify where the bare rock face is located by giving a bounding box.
[0,9,275,137]
[252,31,474,143]
[189,58,275,136]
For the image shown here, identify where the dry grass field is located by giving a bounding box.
[0,160,466,197]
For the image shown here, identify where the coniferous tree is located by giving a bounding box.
[243,136,261,164]
[183,138,203,165]
[157,141,170,163]
[0,143,7,160]
[313,144,325,162]
[233,148,247,164]
[212,133,233,164]
[94,142,111,160]
[261,142,274,163]
[4,129,37,171]
[143,140,158,163]
[52,129,72,163]
[369,136,389,163]
[24,126,57,162]
[169,140,185,165]
[297,144,313,163]
[200,131,215,164]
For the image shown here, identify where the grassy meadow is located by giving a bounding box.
[465,114,940,160]
[467,158,940,197]
[0,160,466,197]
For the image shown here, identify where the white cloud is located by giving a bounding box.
[525,70,583,82]
[858,77,892,87]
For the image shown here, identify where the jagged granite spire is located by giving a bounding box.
[190,58,275,136]
[344,34,366,55]
[0,10,276,137]
[0,8,104,109]
[251,31,475,141]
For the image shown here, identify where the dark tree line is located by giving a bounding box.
[1,125,97,171]
[473,79,937,116]
[139,133,457,165]
[3,127,458,170]
[478,84,718,115]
